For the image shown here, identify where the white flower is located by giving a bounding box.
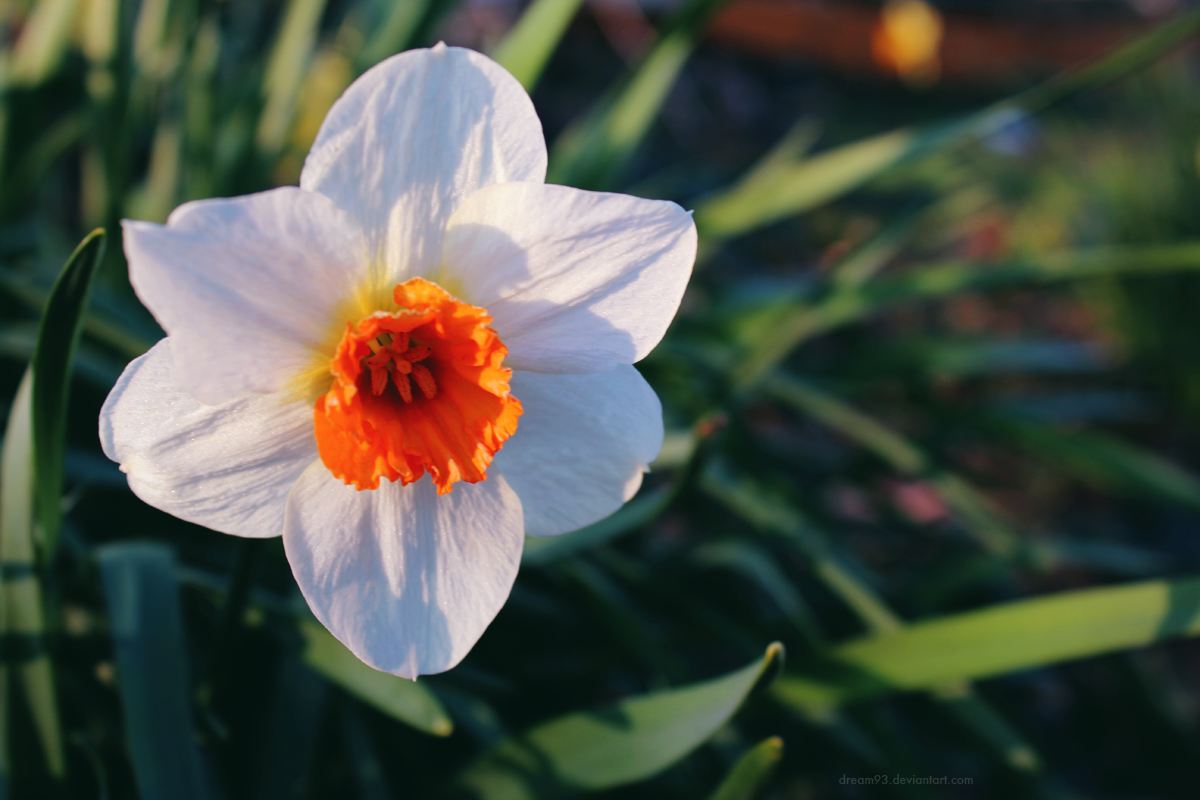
[99,45,696,678]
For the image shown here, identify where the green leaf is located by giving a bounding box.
[735,243,1200,389]
[694,541,826,649]
[258,0,329,155]
[700,460,902,636]
[96,542,216,800]
[10,0,81,86]
[994,418,1200,512]
[693,9,1200,241]
[31,229,106,559]
[546,0,732,189]
[459,643,784,800]
[489,0,584,92]
[706,737,784,800]
[774,575,1200,711]
[933,686,1040,774]
[356,0,433,70]
[0,369,64,780]
[763,374,1022,557]
[521,486,672,566]
[298,618,453,736]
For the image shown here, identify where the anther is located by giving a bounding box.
[411,363,438,399]
[393,370,413,403]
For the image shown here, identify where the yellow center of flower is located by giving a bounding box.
[313,277,522,494]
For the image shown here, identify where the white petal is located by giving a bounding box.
[493,367,663,537]
[300,45,546,285]
[442,182,696,374]
[123,187,368,405]
[283,466,524,677]
[99,340,318,538]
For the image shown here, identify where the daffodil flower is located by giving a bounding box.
[99,45,696,677]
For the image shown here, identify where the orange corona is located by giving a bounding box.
[314,278,522,494]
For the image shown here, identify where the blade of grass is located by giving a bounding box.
[0,266,154,360]
[258,0,329,156]
[734,243,1200,389]
[489,0,585,92]
[31,229,106,559]
[775,574,1200,710]
[356,0,433,70]
[932,685,1040,773]
[700,460,901,635]
[96,542,217,800]
[298,618,453,736]
[702,459,1046,777]
[10,0,80,86]
[0,369,64,780]
[992,417,1200,512]
[706,737,784,800]
[763,373,1021,557]
[521,485,673,567]
[458,643,784,800]
[694,9,1200,240]
[546,0,732,189]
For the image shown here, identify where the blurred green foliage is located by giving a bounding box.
[7,0,1200,798]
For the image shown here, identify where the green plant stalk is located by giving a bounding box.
[258,0,329,155]
[734,243,1200,389]
[357,0,433,70]
[695,8,1200,241]
[763,373,1021,557]
[701,462,1043,775]
[490,0,585,92]
[546,0,732,189]
[0,369,64,779]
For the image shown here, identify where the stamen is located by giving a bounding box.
[315,277,521,494]
[411,363,437,399]
[393,369,413,403]
[405,346,431,362]
[371,364,389,396]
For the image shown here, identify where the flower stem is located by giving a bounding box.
[197,538,264,717]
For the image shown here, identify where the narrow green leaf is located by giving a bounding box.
[700,460,901,635]
[258,0,329,155]
[706,737,784,800]
[775,575,1200,711]
[298,618,453,736]
[31,229,106,559]
[0,370,64,780]
[10,0,81,86]
[356,0,433,70]
[0,265,153,360]
[0,666,7,796]
[701,463,1045,774]
[828,207,924,292]
[694,9,1200,240]
[96,542,215,800]
[763,373,1021,557]
[521,486,672,566]
[254,657,329,800]
[490,0,584,91]
[735,243,1200,388]
[546,0,731,189]
[995,418,1200,512]
[933,686,1040,774]
[459,643,784,800]
[694,541,826,649]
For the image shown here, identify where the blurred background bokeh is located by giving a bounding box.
[7,0,1200,798]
